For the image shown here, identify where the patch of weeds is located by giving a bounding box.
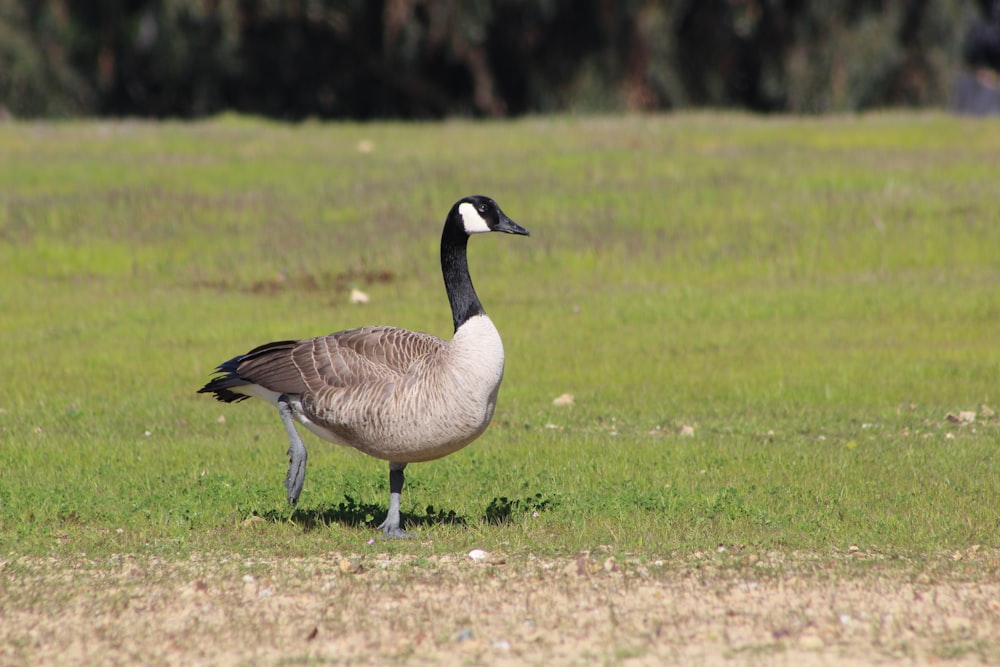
[613,646,647,661]
[612,486,687,513]
[931,639,994,662]
[706,487,752,520]
[482,493,554,525]
[57,508,83,525]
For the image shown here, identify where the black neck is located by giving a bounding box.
[441,222,484,332]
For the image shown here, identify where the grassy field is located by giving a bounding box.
[1,113,999,664]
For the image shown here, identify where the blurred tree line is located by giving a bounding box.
[0,0,994,119]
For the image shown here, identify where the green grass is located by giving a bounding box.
[1,112,998,561]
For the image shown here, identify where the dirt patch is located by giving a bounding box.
[194,268,396,297]
[2,548,998,666]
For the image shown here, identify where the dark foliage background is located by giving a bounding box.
[1,0,997,119]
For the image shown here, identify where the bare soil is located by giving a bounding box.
[2,547,998,666]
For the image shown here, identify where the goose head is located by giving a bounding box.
[453,195,530,237]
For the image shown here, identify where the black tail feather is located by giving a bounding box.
[198,340,299,403]
[198,353,253,403]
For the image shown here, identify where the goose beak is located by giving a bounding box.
[496,212,530,236]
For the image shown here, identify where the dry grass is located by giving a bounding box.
[3,547,999,666]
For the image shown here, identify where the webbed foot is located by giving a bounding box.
[377,519,415,539]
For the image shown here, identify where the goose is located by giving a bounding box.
[198,195,529,537]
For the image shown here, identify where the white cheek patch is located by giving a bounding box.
[458,202,492,234]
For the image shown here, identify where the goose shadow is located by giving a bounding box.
[258,493,555,532]
[260,495,468,532]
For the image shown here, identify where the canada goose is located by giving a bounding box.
[198,195,529,537]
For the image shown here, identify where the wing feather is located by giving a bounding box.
[235,326,445,397]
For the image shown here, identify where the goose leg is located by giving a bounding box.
[277,395,308,506]
[378,462,413,538]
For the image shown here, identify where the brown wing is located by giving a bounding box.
[236,326,445,396]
